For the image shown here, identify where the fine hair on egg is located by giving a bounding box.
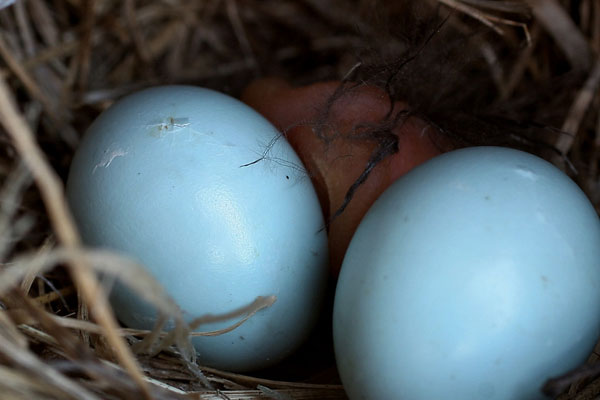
[240,131,311,184]
[240,130,331,234]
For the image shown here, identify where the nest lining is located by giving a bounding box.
[0,0,600,399]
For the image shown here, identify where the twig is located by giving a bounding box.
[225,0,257,69]
[0,74,154,399]
[555,56,600,155]
[0,327,101,400]
[0,162,31,261]
[593,0,600,53]
[0,33,78,147]
[0,34,57,118]
[437,0,510,36]
[28,0,60,47]
[76,0,95,90]
[124,0,152,64]
[14,0,36,57]
[257,384,294,400]
[32,286,76,305]
[457,0,530,14]
[524,0,592,70]
[19,238,54,294]
[502,23,541,99]
[195,365,345,391]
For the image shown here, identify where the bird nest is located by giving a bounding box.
[0,0,599,399]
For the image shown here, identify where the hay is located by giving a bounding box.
[0,0,599,399]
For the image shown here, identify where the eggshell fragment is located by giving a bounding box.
[66,85,329,372]
[333,146,600,399]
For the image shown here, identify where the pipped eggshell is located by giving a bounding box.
[66,85,329,372]
[333,146,600,399]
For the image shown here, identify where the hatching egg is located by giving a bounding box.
[333,146,600,399]
[66,85,329,372]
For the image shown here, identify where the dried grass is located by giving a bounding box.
[0,0,599,399]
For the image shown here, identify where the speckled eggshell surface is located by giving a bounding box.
[66,85,329,372]
[333,146,600,400]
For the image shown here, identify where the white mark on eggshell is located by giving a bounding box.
[535,209,547,223]
[147,117,191,137]
[452,181,470,191]
[514,165,538,181]
[93,148,128,173]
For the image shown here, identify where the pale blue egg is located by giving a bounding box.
[66,85,328,371]
[333,146,600,399]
